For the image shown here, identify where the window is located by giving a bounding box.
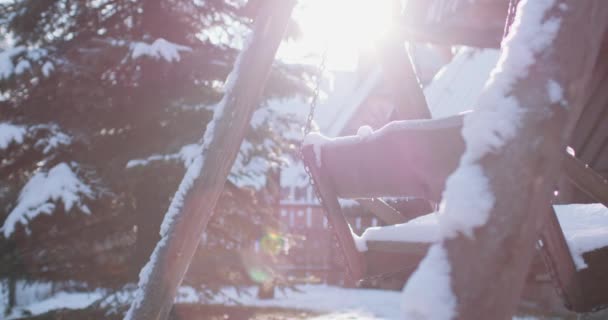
[289,211,295,227]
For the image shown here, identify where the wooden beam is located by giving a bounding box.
[400,0,509,48]
[366,240,431,256]
[563,153,608,207]
[436,1,608,319]
[302,146,367,283]
[380,34,432,121]
[538,206,586,311]
[125,2,296,319]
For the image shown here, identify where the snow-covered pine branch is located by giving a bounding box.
[1,162,95,238]
[0,122,72,154]
[0,122,27,150]
[125,102,301,191]
[130,38,192,63]
[0,46,53,80]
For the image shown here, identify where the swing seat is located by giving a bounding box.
[302,112,608,312]
[306,114,465,202]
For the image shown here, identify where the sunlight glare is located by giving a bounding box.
[284,0,395,70]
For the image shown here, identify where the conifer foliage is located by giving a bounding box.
[0,0,308,292]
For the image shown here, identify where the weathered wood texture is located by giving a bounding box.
[380,36,432,121]
[564,154,608,207]
[355,198,408,225]
[301,146,367,283]
[569,37,608,180]
[401,0,510,48]
[318,115,465,202]
[125,2,296,319]
[442,2,608,319]
[538,206,585,311]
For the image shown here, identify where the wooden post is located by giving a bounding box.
[125,1,296,319]
[438,1,608,319]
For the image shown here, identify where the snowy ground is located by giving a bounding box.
[1,283,559,319]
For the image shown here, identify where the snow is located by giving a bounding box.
[206,284,403,320]
[127,140,271,190]
[0,46,25,80]
[438,0,562,238]
[566,146,575,157]
[14,59,31,75]
[279,161,310,189]
[0,122,27,149]
[401,244,456,320]
[358,213,440,249]
[1,122,71,153]
[126,143,201,169]
[424,48,500,119]
[130,38,192,62]
[546,79,565,107]
[6,291,104,320]
[33,124,72,154]
[439,164,495,238]
[41,61,54,77]
[352,203,608,269]
[1,163,94,237]
[402,1,564,310]
[0,282,552,319]
[302,132,331,168]
[357,125,373,138]
[125,32,253,320]
[554,203,608,270]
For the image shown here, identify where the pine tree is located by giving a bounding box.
[0,0,309,297]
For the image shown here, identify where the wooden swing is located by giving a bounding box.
[128,1,608,319]
[302,0,608,314]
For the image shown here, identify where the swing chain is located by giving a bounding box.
[298,51,356,278]
[303,51,327,137]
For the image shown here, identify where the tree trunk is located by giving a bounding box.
[440,1,608,319]
[124,1,296,319]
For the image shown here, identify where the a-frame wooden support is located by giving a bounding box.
[125,1,296,319]
[438,1,608,319]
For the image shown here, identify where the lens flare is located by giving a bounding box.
[260,231,285,256]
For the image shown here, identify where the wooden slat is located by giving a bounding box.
[320,115,465,202]
[366,240,431,256]
[564,153,608,207]
[355,198,408,225]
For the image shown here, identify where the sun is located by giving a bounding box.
[281,0,395,70]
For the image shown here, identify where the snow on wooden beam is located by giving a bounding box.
[401,1,608,319]
[124,1,296,319]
